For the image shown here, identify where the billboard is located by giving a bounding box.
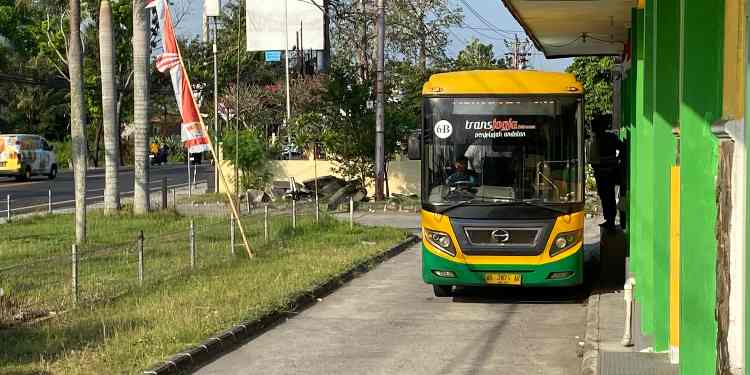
[246,0,324,52]
[204,0,221,17]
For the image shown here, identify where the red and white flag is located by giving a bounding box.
[151,0,209,154]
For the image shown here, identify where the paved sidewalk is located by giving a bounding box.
[194,243,586,375]
[584,226,678,375]
[596,289,677,375]
[195,213,588,375]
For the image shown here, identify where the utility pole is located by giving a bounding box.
[359,0,369,81]
[505,35,533,70]
[318,0,331,73]
[284,0,292,160]
[235,0,242,203]
[374,0,385,201]
[212,11,219,193]
[204,0,221,193]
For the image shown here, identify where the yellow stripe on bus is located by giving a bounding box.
[421,210,584,266]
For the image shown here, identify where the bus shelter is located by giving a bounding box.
[500,0,749,374]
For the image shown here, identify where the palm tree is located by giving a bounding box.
[133,0,150,214]
[100,0,120,214]
[69,0,86,243]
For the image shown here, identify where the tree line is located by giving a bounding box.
[0,0,523,244]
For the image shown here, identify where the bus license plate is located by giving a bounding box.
[484,273,522,286]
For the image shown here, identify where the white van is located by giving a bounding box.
[0,134,58,181]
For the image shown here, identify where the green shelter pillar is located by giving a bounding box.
[631,4,656,336]
[680,0,724,374]
[651,0,680,352]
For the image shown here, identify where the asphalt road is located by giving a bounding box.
[194,213,599,375]
[0,163,215,216]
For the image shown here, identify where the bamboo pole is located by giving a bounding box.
[173,42,253,258]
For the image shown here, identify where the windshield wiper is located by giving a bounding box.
[436,199,483,214]
[436,198,572,215]
[514,200,571,214]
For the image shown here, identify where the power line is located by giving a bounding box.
[458,25,506,42]
[449,29,469,45]
[458,0,518,39]
[544,35,584,49]
[455,25,523,34]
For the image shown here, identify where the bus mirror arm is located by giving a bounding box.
[536,162,560,201]
[407,131,421,160]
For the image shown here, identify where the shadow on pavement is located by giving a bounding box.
[448,238,601,305]
[450,285,588,304]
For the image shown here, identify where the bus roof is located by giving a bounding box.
[422,70,583,96]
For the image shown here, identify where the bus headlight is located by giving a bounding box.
[550,230,583,257]
[425,229,456,257]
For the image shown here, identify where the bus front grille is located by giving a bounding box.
[450,218,554,256]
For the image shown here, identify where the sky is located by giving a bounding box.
[171,0,572,72]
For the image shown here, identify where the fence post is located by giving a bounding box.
[264,205,269,243]
[315,192,320,224]
[246,190,252,215]
[349,196,354,230]
[138,230,144,286]
[172,188,177,210]
[71,244,79,305]
[292,199,296,229]
[6,194,10,222]
[190,220,196,269]
[230,214,235,256]
[48,188,53,214]
[161,177,168,210]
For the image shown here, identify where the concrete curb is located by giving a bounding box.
[581,291,601,375]
[141,234,421,375]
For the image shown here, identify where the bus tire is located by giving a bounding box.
[433,285,453,297]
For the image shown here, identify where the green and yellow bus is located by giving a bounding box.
[415,70,585,297]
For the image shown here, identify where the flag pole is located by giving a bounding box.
[165,5,254,258]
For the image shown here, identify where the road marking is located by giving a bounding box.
[4,180,208,213]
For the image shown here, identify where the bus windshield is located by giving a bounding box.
[422,96,583,205]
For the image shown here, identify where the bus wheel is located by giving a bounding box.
[433,285,453,297]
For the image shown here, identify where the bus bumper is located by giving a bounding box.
[422,245,584,287]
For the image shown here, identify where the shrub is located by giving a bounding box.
[50,140,72,169]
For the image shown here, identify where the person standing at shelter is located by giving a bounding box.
[589,114,625,230]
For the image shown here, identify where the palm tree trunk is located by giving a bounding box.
[100,0,120,214]
[69,0,86,243]
[133,0,151,214]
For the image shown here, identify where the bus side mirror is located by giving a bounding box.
[407,132,421,160]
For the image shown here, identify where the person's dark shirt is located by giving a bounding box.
[592,131,624,167]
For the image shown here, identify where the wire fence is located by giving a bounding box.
[0,198,339,328]
[0,179,207,222]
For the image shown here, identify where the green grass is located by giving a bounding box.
[0,209,408,374]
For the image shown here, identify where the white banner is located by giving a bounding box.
[246,0,324,52]
[204,0,221,17]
